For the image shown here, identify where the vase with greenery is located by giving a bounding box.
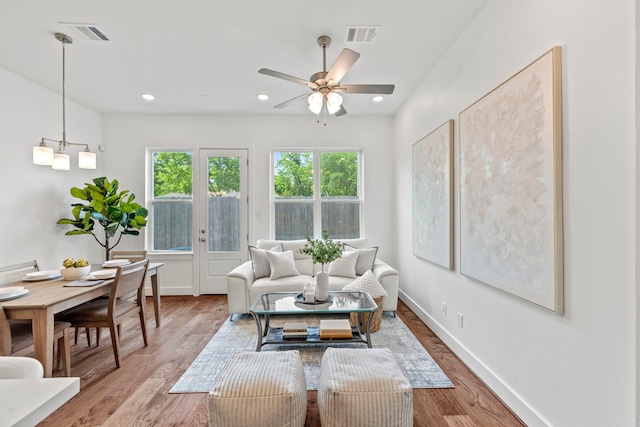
[299,231,342,301]
[57,177,148,261]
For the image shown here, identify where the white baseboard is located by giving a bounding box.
[398,290,549,427]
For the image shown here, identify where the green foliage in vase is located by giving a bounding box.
[299,231,342,270]
[57,177,148,260]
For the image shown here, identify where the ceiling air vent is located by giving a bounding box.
[345,26,379,43]
[60,23,109,41]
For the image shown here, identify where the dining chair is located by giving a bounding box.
[0,260,39,286]
[76,250,148,346]
[0,303,71,376]
[59,259,149,368]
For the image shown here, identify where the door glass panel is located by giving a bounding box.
[207,156,240,252]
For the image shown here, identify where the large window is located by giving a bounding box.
[272,150,362,240]
[149,150,193,251]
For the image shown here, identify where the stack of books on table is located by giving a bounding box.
[320,319,353,339]
[282,322,308,339]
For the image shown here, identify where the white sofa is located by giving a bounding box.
[227,238,399,315]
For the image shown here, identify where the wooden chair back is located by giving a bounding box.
[0,260,39,286]
[110,259,149,303]
[109,251,147,262]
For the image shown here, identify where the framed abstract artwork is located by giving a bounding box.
[459,47,563,313]
[412,119,454,269]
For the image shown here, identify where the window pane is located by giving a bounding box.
[274,152,313,198]
[152,151,193,251]
[322,201,360,239]
[152,201,192,250]
[153,152,193,198]
[275,202,313,240]
[207,156,240,252]
[320,152,358,198]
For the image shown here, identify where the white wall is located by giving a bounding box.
[101,114,395,293]
[0,67,103,269]
[394,0,636,426]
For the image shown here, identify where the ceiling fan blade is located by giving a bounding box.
[258,68,318,89]
[273,93,310,109]
[335,105,347,117]
[336,84,395,94]
[325,49,360,84]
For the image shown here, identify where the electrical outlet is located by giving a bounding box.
[457,312,464,328]
[441,302,447,315]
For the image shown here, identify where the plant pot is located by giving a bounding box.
[315,271,329,301]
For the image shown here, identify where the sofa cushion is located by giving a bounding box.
[342,270,388,298]
[267,251,300,280]
[327,250,358,278]
[343,245,378,276]
[336,238,370,249]
[249,244,282,279]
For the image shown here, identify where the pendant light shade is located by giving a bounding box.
[52,152,71,171]
[33,33,97,170]
[33,143,54,165]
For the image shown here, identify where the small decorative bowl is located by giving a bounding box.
[60,265,91,280]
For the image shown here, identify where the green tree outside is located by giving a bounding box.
[320,152,358,197]
[153,152,193,197]
[274,152,313,197]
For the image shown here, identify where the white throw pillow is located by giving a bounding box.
[343,245,378,276]
[327,250,358,278]
[267,251,300,280]
[342,269,388,297]
[249,244,282,279]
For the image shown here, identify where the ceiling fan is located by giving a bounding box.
[258,35,395,118]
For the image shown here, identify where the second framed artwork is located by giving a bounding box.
[412,119,454,269]
[459,47,563,314]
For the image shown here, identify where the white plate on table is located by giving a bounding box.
[0,287,29,301]
[102,259,130,268]
[22,270,62,281]
[87,269,117,280]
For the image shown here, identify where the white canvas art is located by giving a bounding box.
[459,47,563,313]
[412,120,453,269]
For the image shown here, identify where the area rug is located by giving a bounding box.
[170,312,453,393]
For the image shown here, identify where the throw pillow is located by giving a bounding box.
[267,251,300,280]
[343,245,379,276]
[249,244,282,279]
[327,250,358,278]
[342,269,388,297]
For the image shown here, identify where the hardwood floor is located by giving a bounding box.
[38,295,525,426]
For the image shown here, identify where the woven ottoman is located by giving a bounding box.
[318,347,413,427]
[208,350,307,427]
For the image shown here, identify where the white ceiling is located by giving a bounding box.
[0,0,488,116]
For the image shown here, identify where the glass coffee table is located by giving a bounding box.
[249,291,378,351]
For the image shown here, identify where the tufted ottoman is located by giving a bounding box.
[208,350,307,427]
[318,347,413,427]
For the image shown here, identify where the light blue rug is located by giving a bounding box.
[170,312,453,392]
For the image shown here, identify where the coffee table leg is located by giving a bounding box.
[365,312,374,348]
[250,312,263,351]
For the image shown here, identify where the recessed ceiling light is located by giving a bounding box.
[141,93,155,101]
[257,93,269,101]
[372,95,384,102]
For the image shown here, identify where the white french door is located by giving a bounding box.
[198,149,248,294]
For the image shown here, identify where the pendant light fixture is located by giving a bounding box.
[33,32,96,170]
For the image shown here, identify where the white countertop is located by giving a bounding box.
[0,377,79,426]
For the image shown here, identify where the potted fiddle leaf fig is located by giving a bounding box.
[57,177,148,261]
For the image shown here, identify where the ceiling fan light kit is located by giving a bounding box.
[259,35,395,124]
[33,32,97,170]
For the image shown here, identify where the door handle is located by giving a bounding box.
[199,237,206,242]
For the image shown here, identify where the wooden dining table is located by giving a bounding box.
[1,262,163,377]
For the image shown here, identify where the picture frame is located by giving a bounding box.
[459,47,563,313]
[412,119,454,269]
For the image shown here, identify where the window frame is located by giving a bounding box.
[270,148,363,240]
